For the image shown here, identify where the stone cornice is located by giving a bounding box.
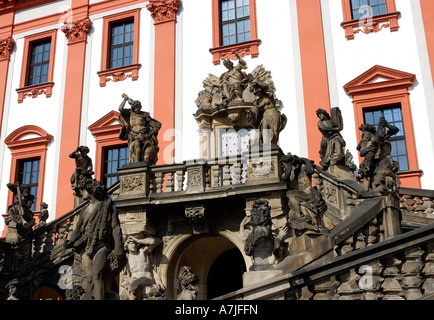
[146,0,181,24]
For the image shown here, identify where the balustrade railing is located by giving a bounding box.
[146,155,247,194]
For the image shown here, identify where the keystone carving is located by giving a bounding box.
[184,204,209,234]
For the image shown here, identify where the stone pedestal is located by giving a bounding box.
[245,145,284,184]
[116,162,150,201]
[243,270,283,287]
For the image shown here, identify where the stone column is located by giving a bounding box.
[147,0,181,164]
[56,14,92,216]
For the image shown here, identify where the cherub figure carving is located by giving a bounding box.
[69,146,94,196]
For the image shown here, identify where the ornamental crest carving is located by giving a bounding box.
[122,175,145,193]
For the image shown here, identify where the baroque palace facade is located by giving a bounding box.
[0,0,434,301]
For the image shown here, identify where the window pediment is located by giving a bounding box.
[344,65,416,95]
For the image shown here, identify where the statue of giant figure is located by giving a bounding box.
[119,94,162,165]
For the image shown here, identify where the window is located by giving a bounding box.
[98,9,141,87]
[109,20,134,69]
[5,125,53,213]
[221,0,250,46]
[210,0,260,65]
[104,146,129,188]
[351,0,388,20]
[88,110,129,184]
[18,158,40,211]
[340,0,400,40]
[363,106,408,171]
[17,29,57,103]
[28,39,51,86]
[344,65,422,188]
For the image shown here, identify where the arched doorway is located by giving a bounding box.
[207,248,245,299]
[164,233,248,300]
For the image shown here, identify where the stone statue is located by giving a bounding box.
[119,93,162,165]
[120,235,164,300]
[357,113,400,195]
[69,146,93,196]
[316,107,346,169]
[177,266,198,300]
[280,153,326,233]
[241,199,288,271]
[6,279,19,300]
[195,55,287,146]
[220,52,248,103]
[248,78,287,146]
[65,175,125,300]
[4,182,36,243]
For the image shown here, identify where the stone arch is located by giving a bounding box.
[160,229,251,300]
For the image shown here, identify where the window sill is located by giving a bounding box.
[398,169,423,189]
[341,11,401,40]
[209,39,261,65]
[16,82,54,103]
[97,63,142,87]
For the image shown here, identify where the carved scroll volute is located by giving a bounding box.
[0,37,14,61]
[146,0,181,24]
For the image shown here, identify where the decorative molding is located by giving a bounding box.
[209,39,262,65]
[61,17,92,45]
[16,82,54,103]
[344,65,416,95]
[146,0,181,24]
[97,64,141,87]
[0,37,14,61]
[5,125,53,149]
[341,11,401,40]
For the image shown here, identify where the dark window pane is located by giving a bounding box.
[220,0,250,45]
[18,158,40,211]
[109,20,134,69]
[351,0,389,20]
[28,39,51,86]
[104,146,130,188]
[363,105,408,172]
